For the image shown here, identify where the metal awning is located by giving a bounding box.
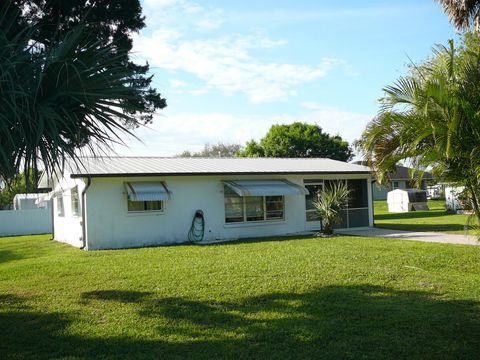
[223,179,309,197]
[125,182,172,201]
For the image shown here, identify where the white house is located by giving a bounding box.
[39,157,373,250]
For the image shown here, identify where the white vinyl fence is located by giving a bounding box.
[0,209,52,236]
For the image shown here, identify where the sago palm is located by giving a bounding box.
[312,182,350,235]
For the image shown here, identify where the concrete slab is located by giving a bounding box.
[337,227,479,246]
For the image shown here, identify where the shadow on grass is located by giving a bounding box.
[376,223,467,233]
[375,210,455,221]
[2,286,480,359]
[0,250,24,263]
[199,234,315,246]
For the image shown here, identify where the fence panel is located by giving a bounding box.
[0,209,52,236]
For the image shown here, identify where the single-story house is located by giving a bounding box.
[353,162,433,200]
[39,157,373,250]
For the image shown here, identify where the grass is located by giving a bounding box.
[1,234,480,359]
[374,199,471,234]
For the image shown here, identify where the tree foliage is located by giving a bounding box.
[238,122,352,161]
[8,0,166,126]
[177,143,243,158]
[436,0,480,31]
[356,32,480,223]
[0,2,165,180]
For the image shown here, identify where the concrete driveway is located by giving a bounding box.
[337,227,479,246]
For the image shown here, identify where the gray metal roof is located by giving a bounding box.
[68,157,371,178]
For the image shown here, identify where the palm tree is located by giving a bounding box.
[312,182,350,235]
[0,5,162,184]
[436,0,480,30]
[357,33,480,224]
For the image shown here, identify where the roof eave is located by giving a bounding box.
[70,171,371,179]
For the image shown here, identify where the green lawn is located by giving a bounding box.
[1,234,480,359]
[374,199,470,234]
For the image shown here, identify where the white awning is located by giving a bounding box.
[223,179,309,197]
[125,182,172,201]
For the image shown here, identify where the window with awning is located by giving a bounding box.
[223,180,309,197]
[125,182,172,201]
[223,180,307,224]
[125,182,172,212]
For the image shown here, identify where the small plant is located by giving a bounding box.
[313,182,351,235]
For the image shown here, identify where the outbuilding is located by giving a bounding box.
[40,157,373,250]
[387,188,429,213]
[13,193,52,210]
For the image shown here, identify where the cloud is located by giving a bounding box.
[169,79,188,88]
[134,0,345,103]
[114,106,372,156]
[134,30,342,103]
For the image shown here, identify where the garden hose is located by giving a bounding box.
[188,210,205,242]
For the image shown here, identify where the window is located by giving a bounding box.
[393,181,399,189]
[224,187,244,223]
[57,195,64,217]
[71,187,80,216]
[224,186,284,223]
[128,200,163,212]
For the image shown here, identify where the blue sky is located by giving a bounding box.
[119,0,458,156]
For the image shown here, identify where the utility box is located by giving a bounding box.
[387,189,429,213]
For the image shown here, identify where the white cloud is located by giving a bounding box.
[169,79,187,88]
[134,30,342,103]
[134,0,345,103]
[114,106,372,156]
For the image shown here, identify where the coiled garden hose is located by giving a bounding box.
[188,210,205,242]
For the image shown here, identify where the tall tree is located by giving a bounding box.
[8,0,166,127]
[239,122,352,161]
[356,33,480,223]
[177,143,243,158]
[0,3,165,183]
[436,0,480,30]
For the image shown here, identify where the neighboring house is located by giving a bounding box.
[353,162,433,200]
[39,157,373,250]
[13,193,52,210]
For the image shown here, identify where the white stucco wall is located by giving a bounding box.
[74,173,372,250]
[52,178,86,248]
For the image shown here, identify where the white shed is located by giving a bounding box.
[387,189,429,213]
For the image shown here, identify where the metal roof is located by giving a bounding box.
[68,157,371,178]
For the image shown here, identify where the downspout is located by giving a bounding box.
[80,177,92,250]
[51,195,55,240]
[371,179,376,227]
